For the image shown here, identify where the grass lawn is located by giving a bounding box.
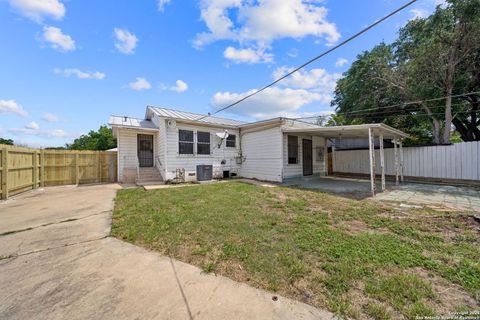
[112,181,480,319]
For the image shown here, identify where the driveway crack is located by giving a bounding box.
[0,210,112,237]
[2,236,110,262]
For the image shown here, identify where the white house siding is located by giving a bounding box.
[117,128,158,182]
[163,122,241,181]
[240,126,283,182]
[282,134,327,179]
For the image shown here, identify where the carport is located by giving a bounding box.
[283,124,409,196]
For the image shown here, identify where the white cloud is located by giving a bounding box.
[42,26,76,51]
[170,80,188,93]
[211,87,328,119]
[273,66,340,92]
[410,8,429,19]
[158,0,171,11]
[129,77,151,91]
[223,46,273,64]
[54,68,106,80]
[26,121,40,130]
[114,28,138,55]
[0,99,28,117]
[335,57,348,67]
[160,80,189,93]
[9,127,69,138]
[211,65,340,119]
[9,0,65,22]
[42,112,59,122]
[194,0,340,49]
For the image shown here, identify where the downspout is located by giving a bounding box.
[238,127,243,177]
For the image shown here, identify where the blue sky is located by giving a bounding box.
[0,0,440,147]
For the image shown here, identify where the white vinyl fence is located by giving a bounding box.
[334,141,480,182]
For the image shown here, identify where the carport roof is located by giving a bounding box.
[282,123,408,139]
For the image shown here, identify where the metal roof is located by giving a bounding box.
[109,115,158,130]
[109,108,407,139]
[149,106,246,127]
[283,123,408,139]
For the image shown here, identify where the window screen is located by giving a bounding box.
[197,131,211,155]
[179,130,194,154]
[288,135,298,164]
[226,134,236,148]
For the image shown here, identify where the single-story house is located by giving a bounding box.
[109,106,408,195]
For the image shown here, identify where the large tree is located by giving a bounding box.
[332,0,480,144]
[67,125,116,150]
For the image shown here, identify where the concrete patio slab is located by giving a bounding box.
[282,176,480,211]
[375,183,480,212]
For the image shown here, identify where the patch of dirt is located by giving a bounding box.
[410,267,479,313]
[340,220,391,236]
[290,277,328,309]
[216,260,252,283]
[275,191,287,203]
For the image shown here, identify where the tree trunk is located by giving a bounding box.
[442,85,454,144]
[431,118,442,144]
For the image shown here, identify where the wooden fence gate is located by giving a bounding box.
[0,145,117,200]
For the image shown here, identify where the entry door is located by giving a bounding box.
[137,134,153,167]
[302,139,313,176]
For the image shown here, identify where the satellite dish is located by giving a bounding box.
[216,130,229,148]
[216,131,229,139]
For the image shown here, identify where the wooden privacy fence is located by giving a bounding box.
[0,145,117,199]
[333,141,480,183]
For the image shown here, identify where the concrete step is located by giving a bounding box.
[138,174,163,179]
[137,180,165,186]
[137,177,163,181]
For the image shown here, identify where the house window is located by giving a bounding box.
[226,134,236,148]
[179,130,194,154]
[288,135,298,164]
[197,131,211,155]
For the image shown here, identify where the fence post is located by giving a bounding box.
[33,150,38,189]
[40,150,45,187]
[96,152,100,183]
[75,153,80,185]
[99,153,102,183]
[2,147,8,200]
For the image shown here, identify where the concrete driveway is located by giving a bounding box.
[0,184,334,320]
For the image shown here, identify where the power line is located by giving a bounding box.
[292,109,478,124]
[295,102,467,120]
[196,0,418,121]
[292,91,480,120]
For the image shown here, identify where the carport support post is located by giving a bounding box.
[368,128,376,197]
[394,138,399,185]
[399,139,404,183]
[379,134,385,192]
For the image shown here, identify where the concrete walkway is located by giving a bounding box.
[0,184,334,320]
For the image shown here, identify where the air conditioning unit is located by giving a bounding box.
[167,119,176,128]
